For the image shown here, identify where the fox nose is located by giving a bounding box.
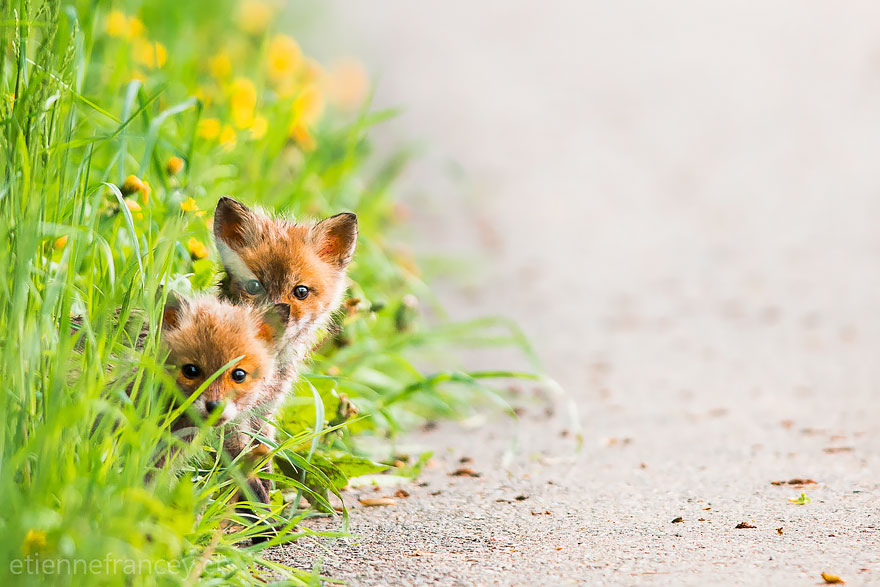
[205,400,221,413]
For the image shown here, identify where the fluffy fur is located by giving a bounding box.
[213,196,357,391]
[161,294,291,484]
[208,197,357,511]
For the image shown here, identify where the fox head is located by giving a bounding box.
[161,294,290,423]
[212,197,357,355]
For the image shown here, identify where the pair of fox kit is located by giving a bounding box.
[163,197,356,506]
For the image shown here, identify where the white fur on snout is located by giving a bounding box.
[218,402,239,423]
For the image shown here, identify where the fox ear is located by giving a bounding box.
[257,303,290,344]
[213,197,254,250]
[312,212,357,268]
[162,293,186,331]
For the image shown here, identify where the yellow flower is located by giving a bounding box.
[250,114,268,140]
[22,529,47,554]
[266,35,302,84]
[128,17,145,39]
[106,11,144,39]
[166,156,185,176]
[289,121,316,151]
[219,125,237,150]
[238,0,275,35]
[105,10,129,37]
[208,52,232,80]
[132,39,167,69]
[197,118,221,140]
[124,198,143,220]
[187,237,210,259]
[121,174,145,196]
[180,197,199,212]
[54,235,68,250]
[140,180,152,205]
[229,77,257,129]
[292,84,324,126]
[326,58,368,111]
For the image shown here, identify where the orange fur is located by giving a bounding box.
[161,295,288,421]
[213,197,356,370]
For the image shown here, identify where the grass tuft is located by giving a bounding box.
[0,1,542,584]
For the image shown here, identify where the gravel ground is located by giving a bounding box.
[270,2,880,584]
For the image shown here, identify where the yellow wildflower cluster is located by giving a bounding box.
[191,2,371,153]
[105,10,166,70]
[105,10,144,40]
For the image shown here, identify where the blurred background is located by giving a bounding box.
[312,1,880,407]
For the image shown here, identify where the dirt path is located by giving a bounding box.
[271,2,880,584]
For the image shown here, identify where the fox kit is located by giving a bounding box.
[212,196,357,391]
[209,197,356,513]
[161,294,290,505]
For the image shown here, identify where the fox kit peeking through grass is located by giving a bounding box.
[205,197,357,516]
[162,294,289,426]
[212,196,357,380]
[161,294,290,507]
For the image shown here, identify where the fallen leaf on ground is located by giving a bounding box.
[671,517,683,523]
[821,572,845,584]
[450,467,481,477]
[776,527,783,535]
[393,489,410,498]
[430,490,442,496]
[514,494,529,501]
[698,518,706,522]
[459,456,473,463]
[735,522,756,529]
[602,437,633,446]
[823,447,854,454]
[359,497,396,507]
[771,478,817,486]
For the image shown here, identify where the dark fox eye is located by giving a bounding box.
[293,285,309,300]
[244,280,264,295]
[231,368,247,383]
[181,364,201,379]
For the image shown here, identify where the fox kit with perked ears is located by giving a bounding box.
[208,197,357,506]
[212,196,357,385]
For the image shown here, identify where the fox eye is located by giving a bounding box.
[181,364,201,379]
[293,285,309,300]
[230,368,247,383]
[244,280,264,295]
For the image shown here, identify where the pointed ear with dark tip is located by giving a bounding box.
[213,196,254,250]
[312,212,358,269]
[162,293,186,331]
[257,303,291,344]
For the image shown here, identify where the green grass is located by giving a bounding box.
[0,1,540,584]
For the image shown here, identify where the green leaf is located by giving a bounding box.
[326,453,389,478]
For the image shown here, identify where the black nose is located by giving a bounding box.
[205,400,220,413]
